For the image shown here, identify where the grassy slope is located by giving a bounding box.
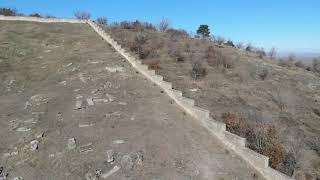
[103,24,320,178]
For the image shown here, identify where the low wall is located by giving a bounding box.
[0,16,294,180]
[0,15,85,23]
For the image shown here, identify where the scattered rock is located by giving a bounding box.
[75,100,83,109]
[79,143,93,153]
[0,166,8,180]
[67,138,77,150]
[63,63,73,68]
[113,140,125,144]
[16,127,31,132]
[58,81,67,86]
[11,177,23,180]
[30,140,39,151]
[56,112,63,121]
[84,172,97,180]
[130,116,135,121]
[36,132,45,138]
[118,102,127,105]
[106,149,114,163]
[100,166,121,179]
[105,66,124,73]
[86,98,94,106]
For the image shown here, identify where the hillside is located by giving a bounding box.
[0,20,267,180]
[102,22,320,179]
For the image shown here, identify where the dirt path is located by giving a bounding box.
[0,21,263,180]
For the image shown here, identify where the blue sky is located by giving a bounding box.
[1,0,319,57]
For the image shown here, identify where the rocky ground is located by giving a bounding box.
[0,21,264,180]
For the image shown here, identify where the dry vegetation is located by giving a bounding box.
[100,20,320,179]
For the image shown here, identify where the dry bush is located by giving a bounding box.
[144,59,161,71]
[269,47,277,60]
[168,43,185,62]
[259,68,269,80]
[0,8,16,16]
[225,40,235,47]
[205,46,232,69]
[74,10,91,20]
[167,28,189,41]
[129,33,159,59]
[29,13,42,17]
[294,61,306,69]
[96,17,107,25]
[312,59,320,73]
[222,113,287,171]
[119,20,156,32]
[278,59,294,68]
[158,18,170,32]
[216,36,226,45]
[256,49,266,59]
[236,42,244,49]
[221,112,247,135]
[191,61,206,80]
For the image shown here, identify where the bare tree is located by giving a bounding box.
[288,53,296,61]
[216,36,225,45]
[236,42,244,49]
[268,47,277,59]
[158,18,170,32]
[96,17,107,25]
[74,10,91,20]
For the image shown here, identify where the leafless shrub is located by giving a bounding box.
[246,43,253,52]
[269,47,277,59]
[167,28,189,40]
[168,43,184,62]
[144,59,161,71]
[0,8,17,16]
[271,87,286,111]
[278,59,294,68]
[96,17,107,25]
[288,53,296,61]
[294,61,306,69]
[205,46,232,69]
[216,36,226,45]
[119,20,156,32]
[312,59,320,73]
[225,40,235,47]
[236,42,244,49]
[29,13,42,17]
[74,10,91,20]
[259,68,269,80]
[158,18,170,32]
[191,61,206,80]
[222,113,286,170]
[257,48,266,59]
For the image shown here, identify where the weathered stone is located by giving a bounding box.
[30,140,39,151]
[75,100,83,109]
[86,98,94,106]
[106,149,114,163]
[79,143,93,153]
[100,166,120,179]
[67,138,76,150]
[112,140,125,144]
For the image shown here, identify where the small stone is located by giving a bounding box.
[79,143,93,153]
[36,132,44,138]
[106,149,114,163]
[75,100,83,109]
[86,98,94,106]
[118,102,127,105]
[16,127,31,132]
[30,140,39,151]
[56,112,63,121]
[100,166,121,179]
[12,177,23,180]
[68,138,76,150]
[112,140,125,144]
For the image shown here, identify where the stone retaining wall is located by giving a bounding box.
[0,16,294,180]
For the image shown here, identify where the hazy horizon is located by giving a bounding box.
[1,0,319,58]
